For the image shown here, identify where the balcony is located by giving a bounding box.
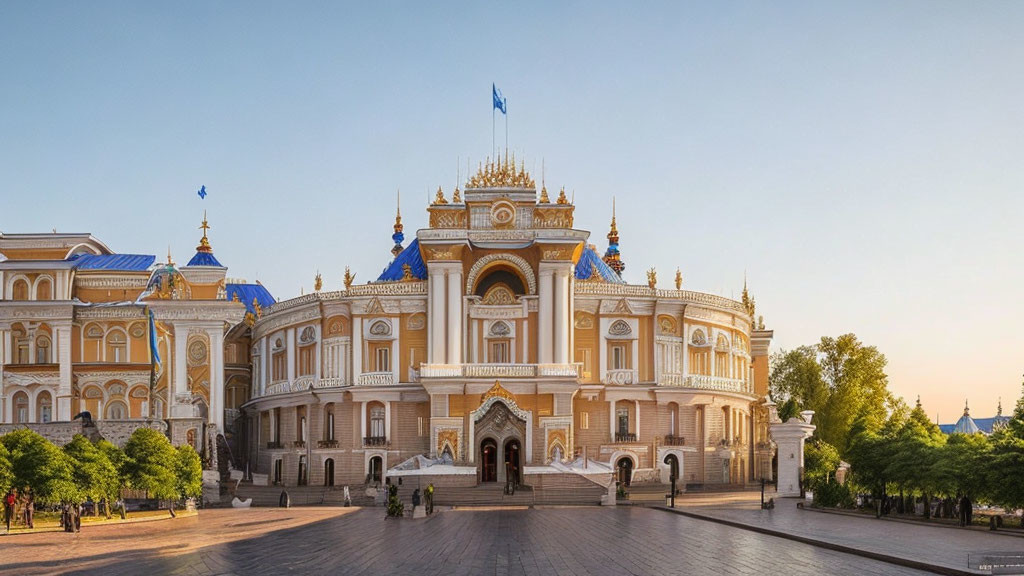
[663,435,686,446]
[293,441,306,449]
[363,436,388,447]
[602,369,635,385]
[356,372,396,386]
[419,363,582,379]
[266,441,283,449]
[317,439,339,449]
[657,375,752,394]
[614,433,637,443]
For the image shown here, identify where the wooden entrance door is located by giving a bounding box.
[481,439,497,482]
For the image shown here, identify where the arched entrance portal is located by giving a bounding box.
[369,455,383,485]
[617,457,634,486]
[481,439,498,482]
[664,454,679,482]
[324,458,335,487]
[504,438,521,487]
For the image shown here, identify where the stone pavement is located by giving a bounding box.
[672,497,1024,575]
[0,506,938,576]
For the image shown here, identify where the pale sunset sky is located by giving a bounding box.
[1,2,1021,424]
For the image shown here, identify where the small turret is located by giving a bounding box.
[391,191,404,257]
[602,198,625,276]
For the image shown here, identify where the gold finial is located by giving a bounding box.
[231,292,240,302]
[556,186,568,205]
[539,159,549,203]
[166,245,174,266]
[196,210,213,253]
[647,267,657,289]
[452,186,461,203]
[394,190,403,234]
[741,274,756,319]
[252,297,262,319]
[401,263,414,281]
[675,267,682,290]
[343,266,355,290]
[314,271,323,292]
[434,185,448,205]
[610,197,618,234]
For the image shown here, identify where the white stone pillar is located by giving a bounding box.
[609,400,617,442]
[447,268,462,364]
[634,401,641,442]
[553,268,569,364]
[360,401,368,443]
[429,269,445,363]
[174,325,188,396]
[384,401,392,442]
[260,338,269,395]
[208,327,225,433]
[286,328,296,384]
[351,318,363,380]
[55,323,72,421]
[538,267,553,364]
[770,411,816,497]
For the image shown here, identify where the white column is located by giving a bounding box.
[360,401,367,442]
[447,267,462,364]
[681,320,689,376]
[538,268,553,364]
[553,268,569,364]
[634,401,641,442]
[286,328,296,384]
[352,319,363,380]
[56,323,72,421]
[609,400,617,442]
[384,401,392,442]
[429,269,445,363]
[174,325,188,396]
[208,327,225,433]
[260,337,269,395]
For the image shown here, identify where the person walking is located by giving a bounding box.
[425,483,434,515]
[22,489,34,529]
[3,489,15,532]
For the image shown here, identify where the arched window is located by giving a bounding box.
[36,391,52,423]
[11,278,29,301]
[106,401,127,420]
[35,277,52,301]
[13,391,29,424]
[35,336,51,364]
[366,402,386,443]
[105,330,127,363]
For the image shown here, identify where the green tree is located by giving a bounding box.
[934,432,991,501]
[0,440,12,495]
[123,428,178,511]
[1,429,82,505]
[64,435,120,517]
[804,439,841,490]
[885,402,945,505]
[174,445,203,501]
[770,334,893,455]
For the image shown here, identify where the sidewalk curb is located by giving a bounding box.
[1,511,198,537]
[654,505,980,576]
[802,505,1024,540]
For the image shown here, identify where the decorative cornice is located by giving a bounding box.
[74,275,150,290]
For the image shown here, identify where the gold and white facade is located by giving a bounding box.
[241,155,776,489]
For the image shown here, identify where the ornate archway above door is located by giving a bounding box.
[472,381,530,423]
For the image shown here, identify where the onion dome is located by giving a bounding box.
[144,249,190,299]
[378,239,427,282]
[186,211,223,267]
[575,244,625,283]
[602,198,625,276]
[953,400,981,434]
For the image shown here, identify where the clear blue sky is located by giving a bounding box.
[2,1,1022,423]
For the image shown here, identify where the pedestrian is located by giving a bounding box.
[343,485,351,507]
[412,488,421,508]
[3,489,15,532]
[425,483,434,515]
[22,489,34,529]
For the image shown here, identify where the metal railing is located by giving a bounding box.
[614,433,637,443]
[663,435,686,446]
[363,436,388,447]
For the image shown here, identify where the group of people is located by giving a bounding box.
[3,488,34,532]
[862,493,974,525]
[407,483,436,515]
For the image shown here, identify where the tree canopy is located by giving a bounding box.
[1,429,82,504]
[122,428,178,500]
[64,435,121,507]
[174,444,203,500]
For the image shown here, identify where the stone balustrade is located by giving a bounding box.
[355,371,396,386]
[419,363,582,379]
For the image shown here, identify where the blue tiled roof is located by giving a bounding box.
[377,239,427,282]
[226,283,275,314]
[939,415,1009,435]
[186,251,223,267]
[575,245,625,283]
[70,253,155,271]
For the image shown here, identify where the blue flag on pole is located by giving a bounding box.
[148,309,161,368]
[197,185,207,199]
[493,84,506,114]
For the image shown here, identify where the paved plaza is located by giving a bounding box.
[0,505,945,576]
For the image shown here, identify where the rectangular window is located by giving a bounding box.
[370,407,386,437]
[17,340,29,364]
[375,346,390,372]
[611,345,625,370]
[298,345,315,376]
[272,352,286,381]
[617,407,629,435]
[417,416,424,437]
[576,348,592,379]
[327,412,335,441]
[580,412,590,430]
[490,340,509,363]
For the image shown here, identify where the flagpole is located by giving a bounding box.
[504,98,508,155]
[147,306,156,420]
[492,107,496,159]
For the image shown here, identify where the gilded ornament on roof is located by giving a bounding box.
[434,186,448,205]
[675,268,682,290]
[344,267,355,290]
[467,152,536,189]
[481,380,516,404]
[647,267,657,289]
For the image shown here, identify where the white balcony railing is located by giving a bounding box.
[314,377,346,389]
[356,371,396,386]
[660,373,684,387]
[602,369,635,385]
[681,375,751,394]
[419,363,582,379]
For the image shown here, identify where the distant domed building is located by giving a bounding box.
[939,399,1010,435]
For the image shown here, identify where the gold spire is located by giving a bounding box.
[556,186,568,205]
[647,267,657,289]
[196,210,213,253]
[741,275,756,319]
[675,267,682,290]
[610,197,618,235]
[394,190,403,235]
[344,266,355,290]
[539,159,549,203]
[166,246,174,266]
[453,157,462,203]
[434,186,448,205]
[452,186,461,203]
[314,271,323,292]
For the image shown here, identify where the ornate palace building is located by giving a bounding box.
[0,153,776,498]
